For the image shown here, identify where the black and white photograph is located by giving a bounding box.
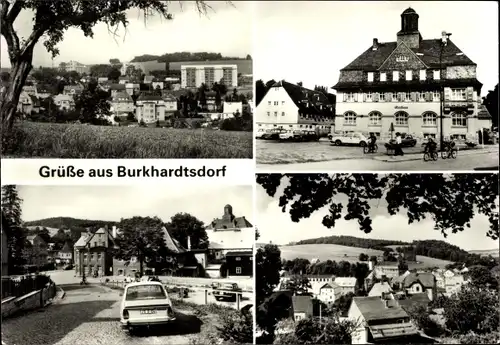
[254,1,498,171]
[0,1,253,159]
[1,184,254,345]
[255,173,499,344]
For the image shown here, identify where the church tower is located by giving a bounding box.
[397,8,422,49]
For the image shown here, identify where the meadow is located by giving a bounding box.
[279,244,453,269]
[2,121,253,158]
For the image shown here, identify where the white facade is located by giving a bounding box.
[256,84,333,132]
[318,284,341,305]
[223,101,243,115]
[53,94,75,111]
[181,64,238,88]
[64,60,89,75]
[136,99,166,123]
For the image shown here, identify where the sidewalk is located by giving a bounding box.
[373,145,499,163]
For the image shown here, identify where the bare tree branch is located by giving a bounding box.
[0,0,21,61]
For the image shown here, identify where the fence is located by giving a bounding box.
[1,274,51,299]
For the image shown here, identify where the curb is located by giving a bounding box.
[373,148,498,163]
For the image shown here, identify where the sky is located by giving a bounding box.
[255,177,499,251]
[0,1,252,67]
[254,1,499,97]
[18,185,253,227]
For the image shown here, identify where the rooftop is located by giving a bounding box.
[273,80,334,116]
[292,295,313,314]
[353,296,408,321]
[403,272,436,289]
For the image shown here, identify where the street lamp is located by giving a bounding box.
[440,32,452,152]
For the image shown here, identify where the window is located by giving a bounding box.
[344,111,357,125]
[406,70,412,81]
[282,112,285,116]
[274,111,278,116]
[404,91,411,101]
[452,112,467,127]
[395,111,409,126]
[235,257,241,261]
[345,92,355,102]
[450,88,467,101]
[367,72,374,82]
[236,267,242,274]
[392,92,397,101]
[366,92,373,102]
[268,101,271,105]
[379,93,385,102]
[274,101,278,105]
[369,111,382,126]
[380,72,387,82]
[418,70,426,81]
[422,112,437,126]
[419,91,426,101]
[433,70,440,80]
[282,101,285,105]
[393,71,399,81]
[433,91,441,101]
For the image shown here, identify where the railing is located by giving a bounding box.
[1,274,51,299]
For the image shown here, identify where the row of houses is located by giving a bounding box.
[72,204,254,279]
[256,8,494,140]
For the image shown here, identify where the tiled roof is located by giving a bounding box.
[397,293,431,311]
[353,296,408,321]
[60,242,73,253]
[207,216,253,230]
[341,39,476,71]
[478,105,492,119]
[403,272,436,289]
[226,250,252,257]
[109,84,126,90]
[74,233,92,248]
[335,277,357,287]
[112,91,133,102]
[137,93,163,101]
[368,282,393,297]
[275,80,334,116]
[320,282,340,290]
[334,78,483,91]
[292,295,313,314]
[162,227,186,254]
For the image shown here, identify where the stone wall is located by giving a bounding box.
[1,282,56,318]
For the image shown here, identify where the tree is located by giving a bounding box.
[114,216,166,276]
[287,275,312,295]
[333,292,354,316]
[256,244,282,305]
[34,227,51,244]
[443,285,499,335]
[109,58,121,66]
[1,185,27,270]
[197,83,207,109]
[217,309,253,344]
[164,212,208,250]
[405,304,443,337]
[358,253,369,261]
[276,316,357,344]
[482,84,498,128]
[127,112,136,122]
[369,255,378,264]
[74,80,111,124]
[466,265,498,290]
[107,67,121,82]
[297,81,303,87]
[256,174,499,240]
[0,1,220,133]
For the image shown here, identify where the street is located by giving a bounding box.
[257,140,499,171]
[1,271,252,345]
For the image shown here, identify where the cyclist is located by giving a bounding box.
[424,137,437,154]
[368,133,377,153]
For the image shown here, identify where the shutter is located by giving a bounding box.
[444,88,451,101]
[425,92,431,102]
[415,92,420,102]
[397,93,402,102]
[466,87,473,101]
[363,93,367,102]
[411,92,417,102]
[343,92,347,102]
[374,93,379,102]
[386,92,391,102]
[354,93,358,102]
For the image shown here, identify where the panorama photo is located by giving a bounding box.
[0,1,253,159]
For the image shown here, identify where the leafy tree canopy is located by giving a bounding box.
[256,174,499,240]
[164,212,208,249]
[256,244,282,304]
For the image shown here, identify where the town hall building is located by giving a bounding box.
[333,8,491,144]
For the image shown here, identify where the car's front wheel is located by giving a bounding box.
[359,141,366,147]
[335,140,342,146]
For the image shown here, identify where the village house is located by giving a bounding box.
[161,92,178,113]
[317,282,341,305]
[53,94,75,111]
[97,77,109,84]
[368,281,393,297]
[17,91,40,115]
[444,273,466,296]
[224,251,253,278]
[63,84,84,96]
[109,83,126,97]
[57,242,73,264]
[110,91,135,116]
[74,227,116,277]
[205,204,254,278]
[348,295,420,344]
[292,295,314,322]
[136,93,166,123]
[401,272,437,301]
[152,80,164,90]
[305,274,335,284]
[256,80,335,136]
[118,76,130,84]
[335,277,359,295]
[125,83,140,96]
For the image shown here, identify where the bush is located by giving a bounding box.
[217,309,253,344]
[406,305,444,337]
[458,331,500,344]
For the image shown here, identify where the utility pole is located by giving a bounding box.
[439,39,444,152]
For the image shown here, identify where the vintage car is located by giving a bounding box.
[255,128,267,139]
[279,130,303,141]
[401,135,417,147]
[212,282,242,301]
[261,128,287,140]
[120,281,175,332]
[330,132,369,146]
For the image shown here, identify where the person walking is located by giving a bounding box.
[395,132,404,156]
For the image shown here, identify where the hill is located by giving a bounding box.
[24,217,117,230]
[131,52,250,63]
[469,249,499,257]
[294,235,410,251]
[279,244,453,269]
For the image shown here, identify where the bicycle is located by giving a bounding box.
[423,149,438,162]
[363,143,378,154]
[441,146,457,159]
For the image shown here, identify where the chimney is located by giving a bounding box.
[112,226,117,238]
[441,31,448,45]
[372,38,378,51]
[187,236,191,250]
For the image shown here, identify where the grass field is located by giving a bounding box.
[279,244,453,269]
[2,121,252,158]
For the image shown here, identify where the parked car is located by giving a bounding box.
[330,132,369,146]
[261,128,286,140]
[63,264,74,270]
[401,135,417,147]
[120,281,175,332]
[279,130,303,141]
[212,282,242,301]
[255,128,267,139]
